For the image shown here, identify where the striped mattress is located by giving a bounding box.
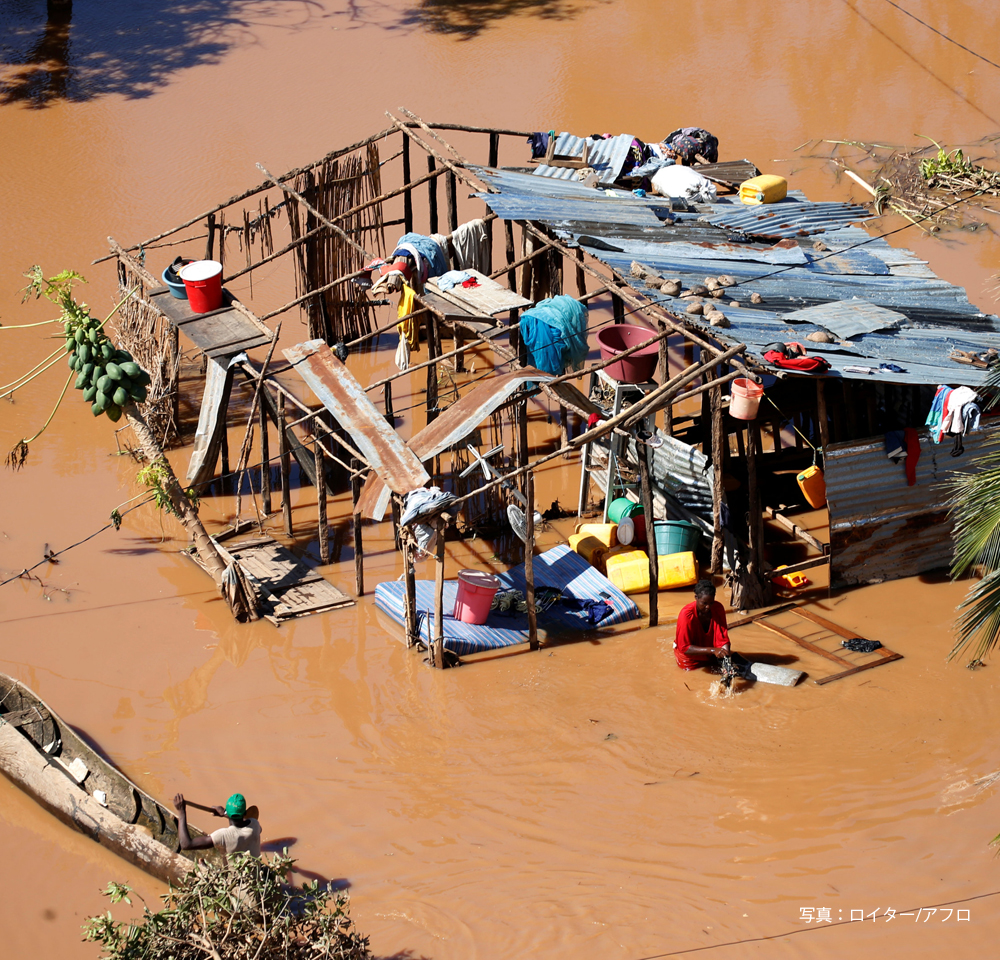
[374,544,640,656]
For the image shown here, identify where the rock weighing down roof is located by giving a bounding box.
[475,165,1000,387]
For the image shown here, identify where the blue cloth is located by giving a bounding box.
[396,232,448,279]
[925,385,952,444]
[519,295,589,375]
[436,270,473,291]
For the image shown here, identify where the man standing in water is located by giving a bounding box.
[173,792,262,859]
[673,580,733,670]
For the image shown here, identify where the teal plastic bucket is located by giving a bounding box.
[608,497,643,524]
[654,520,700,556]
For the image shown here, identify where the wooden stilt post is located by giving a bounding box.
[426,310,440,424]
[525,471,539,651]
[816,378,830,458]
[427,155,438,234]
[315,437,329,564]
[391,494,401,551]
[504,219,516,292]
[446,171,458,233]
[710,378,725,574]
[352,457,364,596]
[259,400,271,516]
[612,283,625,323]
[575,248,586,297]
[402,531,417,647]
[205,213,215,261]
[454,325,465,373]
[487,134,499,273]
[169,324,180,432]
[746,420,764,588]
[638,434,659,627]
[384,380,394,424]
[519,231,534,307]
[402,135,413,234]
[278,394,292,536]
[432,518,446,668]
[219,424,230,493]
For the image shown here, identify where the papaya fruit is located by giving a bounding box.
[113,386,128,407]
[78,343,91,364]
[97,374,112,394]
[129,383,148,403]
[101,343,113,361]
[74,372,88,390]
[106,404,122,423]
[136,369,152,387]
[67,354,78,370]
[90,366,104,387]
[63,321,72,334]
[120,361,141,379]
[81,362,95,379]
[65,339,76,353]
[93,390,109,413]
[83,385,97,402]
[106,362,122,382]
[87,327,98,344]
[74,328,86,344]
[91,402,103,417]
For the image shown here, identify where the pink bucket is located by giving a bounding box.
[453,570,501,624]
[179,260,223,313]
[729,377,764,420]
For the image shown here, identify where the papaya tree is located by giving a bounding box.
[7,268,227,586]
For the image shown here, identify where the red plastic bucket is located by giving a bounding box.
[179,260,223,313]
[453,570,501,624]
[597,324,660,383]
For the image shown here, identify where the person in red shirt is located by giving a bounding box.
[674,580,732,670]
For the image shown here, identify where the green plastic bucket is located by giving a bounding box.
[654,520,700,556]
[608,497,643,524]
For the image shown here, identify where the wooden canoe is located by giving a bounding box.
[0,673,220,881]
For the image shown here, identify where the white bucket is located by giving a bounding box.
[729,378,764,420]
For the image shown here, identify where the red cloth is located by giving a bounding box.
[674,600,731,670]
[763,350,831,373]
[904,427,920,486]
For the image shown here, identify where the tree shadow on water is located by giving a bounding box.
[393,0,609,40]
[0,0,325,108]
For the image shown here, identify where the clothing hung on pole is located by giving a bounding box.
[450,218,491,274]
[519,295,589,376]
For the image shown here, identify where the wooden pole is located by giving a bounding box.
[575,248,586,297]
[488,132,499,168]
[352,457,364,596]
[402,135,413,234]
[384,380,394,424]
[427,155,438,234]
[315,437,329,564]
[519,231,534,307]
[816,378,830,456]
[278,394,292,536]
[259,400,271,516]
[710,379,725,574]
[504,219,516,292]
[525,472,538,651]
[402,533,417,647]
[747,420,764,585]
[638,435,659,627]
[446,171,458,233]
[219,423,229,493]
[205,213,215,261]
[426,310,440,423]
[432,518,446,668]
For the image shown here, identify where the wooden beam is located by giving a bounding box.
[525,472,538,651]
[315,437,329,564]
[278,395,292,536]
[710,379,725,574]
[352,457,364,597]
[638,435,659,627]
[764,507,829,555]
[767,554,830,578]
[433,519,446,668]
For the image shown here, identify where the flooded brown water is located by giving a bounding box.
[3,1,1000,957]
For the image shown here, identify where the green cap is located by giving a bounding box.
[225,793,247,818]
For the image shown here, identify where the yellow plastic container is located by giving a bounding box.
[573,522,618,549]
[569,533,610,571]
[604,548,699,593]
[740,174,788,205]
[796,464,827,509]
[772,565,811,589]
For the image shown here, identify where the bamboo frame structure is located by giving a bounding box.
[105,110,781,661]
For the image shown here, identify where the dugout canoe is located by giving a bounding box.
[0,672,218,882]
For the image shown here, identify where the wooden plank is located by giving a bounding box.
[283,340,430,496]
[148,289,272,356]
[767,555,830,578]
[186,356,235,486]
[727,602,798,629]
[426,269,532,316]
[764,507,829,555]
[813,653,903,685]
[791,606,864,639]
[755,620,853,667]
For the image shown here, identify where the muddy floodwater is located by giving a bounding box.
[3,1,1000,957]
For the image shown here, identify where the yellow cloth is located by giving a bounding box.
[397,284,418,350]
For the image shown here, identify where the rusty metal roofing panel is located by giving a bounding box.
[531,133,635,183]
[283,339,430,497]
[702,200,874,239]
[825,423,998,585]
[357,368,554,520]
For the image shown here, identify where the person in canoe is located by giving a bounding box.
[673,580,736,670]
[174,792,261,859]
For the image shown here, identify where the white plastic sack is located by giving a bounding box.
[651,165,717,203]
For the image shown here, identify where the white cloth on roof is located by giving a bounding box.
[400,486,458,527]
[450,219,490,274]
[651,165,717,203]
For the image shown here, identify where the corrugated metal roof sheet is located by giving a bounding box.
[825,424,998,585]
[283,340,430,497]
[702,199,875,239]
[531,132,635,183]
[784,301,907,338]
